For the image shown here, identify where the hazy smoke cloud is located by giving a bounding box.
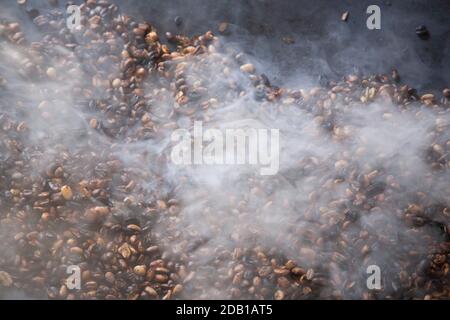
[0,0,448,300]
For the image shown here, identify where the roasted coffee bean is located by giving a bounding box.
[0,0,447,302]
[416,25,430,39]
[174,16,182,27]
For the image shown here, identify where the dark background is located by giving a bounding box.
[3,0,450,91]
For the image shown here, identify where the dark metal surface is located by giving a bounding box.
[121,0,450,91]
[3,0,450,89]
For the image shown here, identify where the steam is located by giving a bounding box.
[133,46,448,298]
[0,1,449,300]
